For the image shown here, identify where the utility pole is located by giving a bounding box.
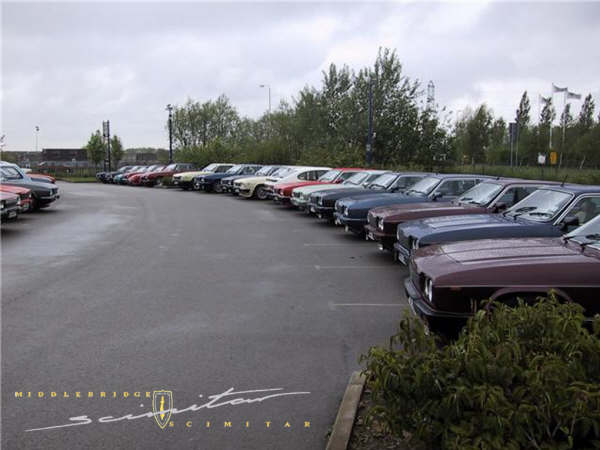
[259,84,271,114]
[102,121,111,171]
[366,80,374,165]
[166,104,173,164]
[35,126,39,152]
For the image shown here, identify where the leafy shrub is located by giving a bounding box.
[361,296,600,449]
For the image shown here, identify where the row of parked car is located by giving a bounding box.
[98,162,600,336]
[0,161,60,222]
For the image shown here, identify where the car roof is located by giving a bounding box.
[478,177,562,186]
[538,184,600,194]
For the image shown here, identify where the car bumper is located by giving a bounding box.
[1,205,19,221]
[393,242,411,265]
[173,179,192,188]
[39,193,59,204]
[308,204,334,218]
[403,277,470,331]
[272,193,291,203]
[333,213,367,233]
[364,225,396,250]
[290,197,307,208]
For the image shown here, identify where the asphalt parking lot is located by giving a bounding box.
[1,182,409,450]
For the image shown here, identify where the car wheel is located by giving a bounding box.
[155,177,163,187]
[214,184,223,193]
[255,186,268,200]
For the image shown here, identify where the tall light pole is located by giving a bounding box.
[35,126,39,152]
[166,104,173,164]
[259,84,271,114]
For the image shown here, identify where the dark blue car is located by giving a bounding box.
[334,174,490,234]
[307,172,426,220]
[194,164,263,193]
[394,184,600,264]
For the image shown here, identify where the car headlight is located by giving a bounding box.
[377,218,384,231]
[424,278,433,302]
[343,206,349,217]
[411,238,419,250]
[16,198,22,206]
[1,201,5,210]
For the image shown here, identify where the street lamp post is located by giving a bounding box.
[35,126,39,152]
[166,104,173,164]
[259,84,271,114]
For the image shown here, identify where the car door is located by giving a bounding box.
[556,195,600,232]
[491,185,541,210]
[432,178,479,201]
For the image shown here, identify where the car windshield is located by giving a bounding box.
[457,182,504,206]
[272,167,292,178]
[164,164,177,171]
[202,163,219,171]
[226,165,243,174]
[343,173,369,185]
[369,173,396,188]
[565,214,600,247]
[405,176,441,195]
[0,166,24,180]
[318,170,341,182]
[255,166,272,176]
[505,189,573,221]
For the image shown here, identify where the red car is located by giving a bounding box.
[0,191,20,221]
[272,168,366,204]
[0,185,33,212]
[140,163,195,187]
[128,165,165,186]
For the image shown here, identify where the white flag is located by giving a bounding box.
[552,83,568,93]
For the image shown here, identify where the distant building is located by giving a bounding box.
[135,152,160,164]
[0,151,43,168]
[39,148,90,168]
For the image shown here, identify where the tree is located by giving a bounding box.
[85,130,104,168]
[110,135,124,168]
[515,91,531,130]
[454,105,492,164]
[578,94,595,134]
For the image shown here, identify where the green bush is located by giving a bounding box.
[361,296,600,449]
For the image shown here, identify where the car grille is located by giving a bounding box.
[367,212,377,227]
[292,191,301,199]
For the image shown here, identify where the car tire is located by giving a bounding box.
[255,186,268,200]
[214,184,223,193]
[155,177,162,187]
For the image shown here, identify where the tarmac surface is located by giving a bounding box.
[1,181,408,450]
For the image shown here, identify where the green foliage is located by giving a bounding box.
[85,130,104,167]
[361,296,600,449]
[110,135,124,168]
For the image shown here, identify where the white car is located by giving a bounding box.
[265,166,331,200]
[290,170,389,209]
[234,166,294,199]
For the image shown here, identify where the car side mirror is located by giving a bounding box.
[431,192,443,201]
[561,215,579,231]
[493,202,507,213]
[334,179,343,184]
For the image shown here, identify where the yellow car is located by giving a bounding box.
[172,163,234,190]
[234,166,295,199]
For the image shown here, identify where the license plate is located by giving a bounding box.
[397,252,408,265]
[317,213,322,219]
[310,206,316,213]
[344,225,349,232]
[366,232,374,241]
[8,211,17,218]
[335,218,341,225]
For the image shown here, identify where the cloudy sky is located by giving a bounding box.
[2,1,599,150]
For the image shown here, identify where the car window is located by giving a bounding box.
[434,179,477,197]
[506,189,572,221]
[339,172,357,181]
[565,196,600,226]
[0,167,24,180]
[494,186,539,207]
[394,176,423,190]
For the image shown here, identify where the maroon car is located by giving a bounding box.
[404,214,600,335]
[140,163,195,187]
[365,179,556,253]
